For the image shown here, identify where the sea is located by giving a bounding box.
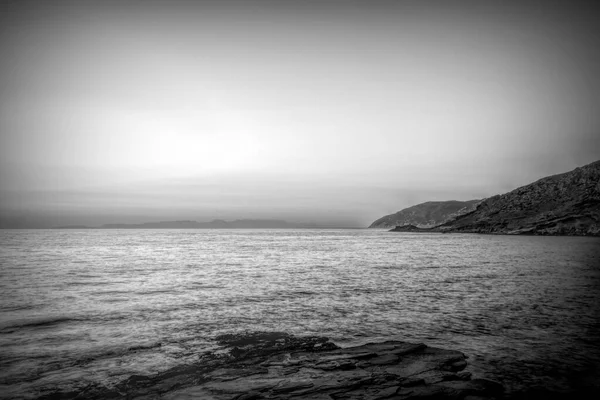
[1,229,599,398]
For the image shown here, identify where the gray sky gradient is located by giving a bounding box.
[1,0,599,227]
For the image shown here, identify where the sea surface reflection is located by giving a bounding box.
[1,229,599,398]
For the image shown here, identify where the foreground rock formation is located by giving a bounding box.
[369,200,481,229]
[436,160,600,236]
[38,332,504,400]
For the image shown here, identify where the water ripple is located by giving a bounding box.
[0,229,599,398]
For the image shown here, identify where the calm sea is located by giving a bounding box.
[1,229,599,398]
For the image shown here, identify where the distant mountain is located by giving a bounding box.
[100,220,203,229]
[436,160,600,236]
[369,200,480,229]
[97,219,318,229]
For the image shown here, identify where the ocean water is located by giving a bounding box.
[1,229,599,398]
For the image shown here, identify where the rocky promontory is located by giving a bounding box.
[437,160,600,236]
[369,200,480,229]
[378,160,600,236]
[38,332,505,400]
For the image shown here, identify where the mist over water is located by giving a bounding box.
[1,229,599,398]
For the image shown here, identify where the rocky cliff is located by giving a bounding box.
[437,160,600,236]
[369,200,480,229]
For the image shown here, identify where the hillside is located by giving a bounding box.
[369,200,480,229]
[436,160,600,236]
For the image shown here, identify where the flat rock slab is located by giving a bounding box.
[36,332,504,400]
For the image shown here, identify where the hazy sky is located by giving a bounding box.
[1,0,599,227]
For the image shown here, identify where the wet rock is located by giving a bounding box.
[456,371,472,381]
[369,353,400,365]
[234,392,264,400]
[272,379,314,393]
[36,332,505,400]
[401,377,426,387]
[314,359,357,370]
[441,359,468,372]
[374,385,401,399]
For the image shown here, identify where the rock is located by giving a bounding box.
[401,377,426,387]
[315,359,357,370]
[37,332,506,399]
[369,200,481,229]
[271,379,314,393]
[456,371,473,380]
[374,385,401,398]
[388,225,430,233]
[441,359,468,372]
[369,353,400,365]
[375,159,600,236]
[436,160,600,236]
[234,392,263,400]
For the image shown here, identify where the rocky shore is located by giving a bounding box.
[35,331,600,400]
[37,332,508,400]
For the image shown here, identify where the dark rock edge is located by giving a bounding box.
[34,332,597,400]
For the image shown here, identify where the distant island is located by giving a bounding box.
[375,159,600,236]
[55,219,320,229]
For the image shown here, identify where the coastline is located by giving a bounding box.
[387,225,600,237]
[31,332,599,400]
[35,332,502,400]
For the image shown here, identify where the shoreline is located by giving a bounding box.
[387,225,600,237]
[31,332,599,400]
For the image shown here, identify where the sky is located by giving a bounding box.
[1,0,599,228]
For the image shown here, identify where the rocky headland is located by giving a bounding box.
[436,160,600,236]
[369,201,480,229]
[378,160,600,236]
